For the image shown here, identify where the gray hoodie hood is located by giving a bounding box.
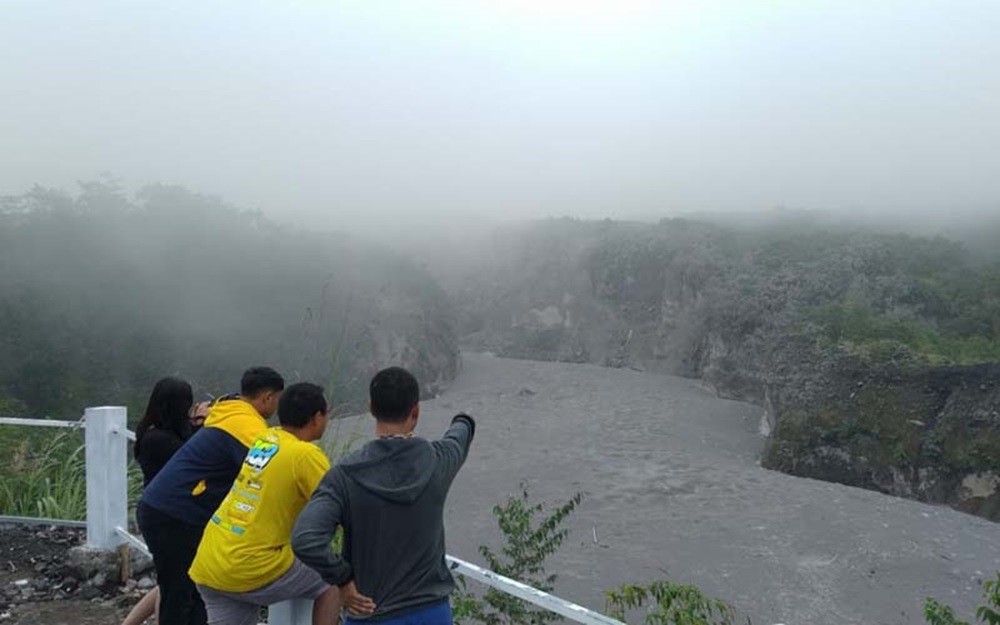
[339,438,436,504]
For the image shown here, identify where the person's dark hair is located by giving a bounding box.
[134,377,194,453]
[278,383,328,428]
[241,366,284,397]
[369,367,419,423]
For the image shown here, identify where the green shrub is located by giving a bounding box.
[925,572,1000,625]
[454,486,737,625]
[605,581,734,625]
[809,303,1000,365]
[924,598,968,625]
[453,485,582,625]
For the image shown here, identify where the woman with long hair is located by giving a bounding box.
[125,377,208,625]
[134,377,195,486]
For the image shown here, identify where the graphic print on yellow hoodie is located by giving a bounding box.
[140,396,268,527]
[189,426,330,592]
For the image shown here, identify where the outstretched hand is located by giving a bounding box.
[339,581,376,616]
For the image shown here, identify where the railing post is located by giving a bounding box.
[85,406,128,549]
[269,599,312,625]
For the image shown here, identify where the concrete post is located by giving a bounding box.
[269,599,313,625]
[84,406,128,549]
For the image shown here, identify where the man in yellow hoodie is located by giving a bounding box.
[139,366,284,625]
[190,382,338,625]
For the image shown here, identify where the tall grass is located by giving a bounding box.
[0,428,87,520]
[0,426,144,522]
[0,419,354,524]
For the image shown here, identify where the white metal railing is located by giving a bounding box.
[0,417,86,429]
[0,515,87,528]
[447,556,627,625]
[0,410,626,625]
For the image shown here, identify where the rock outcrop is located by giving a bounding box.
[442,218,1000,519]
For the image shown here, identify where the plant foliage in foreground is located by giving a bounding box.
[0,425,146,521]
[453,485,582,625]
[925,572,1000,625]
[453,486,736,625]
[605,582,734,625]
[0,428,87,520]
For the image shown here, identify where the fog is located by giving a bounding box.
[3,6,1000,623]
[2,1,998,239]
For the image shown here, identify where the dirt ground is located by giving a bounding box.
[0,525,80,585]
[0,524,136,624]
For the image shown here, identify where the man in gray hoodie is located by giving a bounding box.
[292,366,475,625]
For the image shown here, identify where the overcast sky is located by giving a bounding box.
[1,1,997,234]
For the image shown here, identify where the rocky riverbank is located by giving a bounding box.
[437,218,1000,519]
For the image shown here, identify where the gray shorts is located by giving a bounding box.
[197,559,330,625]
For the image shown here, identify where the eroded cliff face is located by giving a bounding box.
[444,218,1000,519]
[344,277,460,400]
[754,360,1000,519]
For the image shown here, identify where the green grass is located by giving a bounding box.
[0,427,88,519]
[809,303,1000,365]
[0,425,160,522]
[0,421,355,524]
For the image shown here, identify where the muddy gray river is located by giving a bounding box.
[328,353,1000,625]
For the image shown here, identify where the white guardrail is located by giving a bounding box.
[0,410,627,625]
